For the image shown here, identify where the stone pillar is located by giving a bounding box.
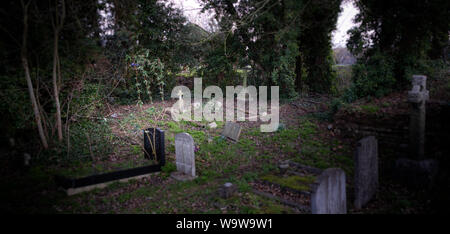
[407,75,429,159]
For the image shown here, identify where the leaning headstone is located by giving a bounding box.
[143,128,165,166]
[171,133,196,181]
[354,136,378,209]
[407,75,429,159]
[221,122,242,141]
[311,168,347,214]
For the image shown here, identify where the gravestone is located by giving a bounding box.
[407,75,429,159]
[397,75,438,189]
[354,136,378,209]
[171,133,196,181]
[311,168,347,214]
[143,128,165,166]
[221,122,242,141]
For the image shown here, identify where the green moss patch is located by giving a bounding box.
[260,174,316,192]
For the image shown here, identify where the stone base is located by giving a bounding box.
[170,171,197,181]
[394,158,439,189]
[66,173,156,196]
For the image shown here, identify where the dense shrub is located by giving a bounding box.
[70,83,106,119]
[36,119,114,165]
[0,74,33,135]
[332,65,353,95]
[270,43,299,99]
[198,39,240,89]
[351,52,396,98]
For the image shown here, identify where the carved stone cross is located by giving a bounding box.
[407,75,429,159]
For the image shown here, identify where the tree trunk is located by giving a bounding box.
[295,52,303,93]
[53,32,63,141]
[21,0,48,149]
[52,0,65,142]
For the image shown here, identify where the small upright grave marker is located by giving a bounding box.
[171,133,196,181]
[354,136,378,209]
[221,122,242,142]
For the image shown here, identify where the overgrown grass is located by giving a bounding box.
[9,105,356,214]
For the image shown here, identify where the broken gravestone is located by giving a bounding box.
[311,168,347,214]
[171,133,196,181]
[221,122,242,142]
[354,136,378,209]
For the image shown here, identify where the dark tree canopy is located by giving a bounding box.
[201,0,343,96]
[347,0,450,97]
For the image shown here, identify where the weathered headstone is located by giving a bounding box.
[354,136,378,209]
[311,168,347,214]
[407,75,429,159]
[143,128,165,166]
[171,133,196,181]
[397,75,437,189]
[221,122,242,141]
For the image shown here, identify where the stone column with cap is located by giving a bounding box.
[407,75,429,159]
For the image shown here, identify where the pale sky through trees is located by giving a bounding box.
[170,0,358,48]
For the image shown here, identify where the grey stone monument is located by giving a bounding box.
[171,133,196,181]
[407,75,429,159]
[393,75,438,189]
[311,168,347,214]
[221,122,242,142]
[354,136,378,209]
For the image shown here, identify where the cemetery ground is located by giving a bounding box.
[2,87,447,214]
